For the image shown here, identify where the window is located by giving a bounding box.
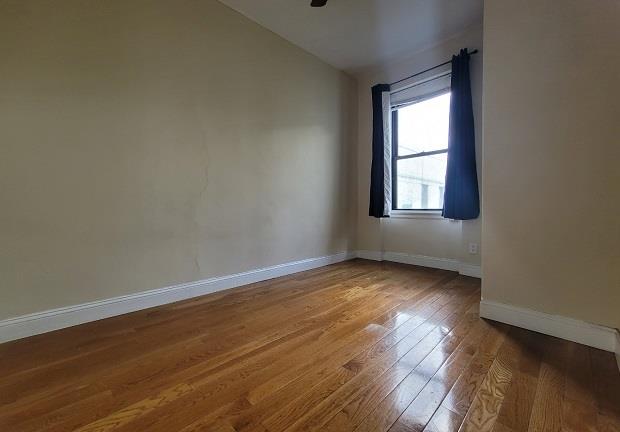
[392,91,450,211]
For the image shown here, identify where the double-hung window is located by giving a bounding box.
[391,76,451,212]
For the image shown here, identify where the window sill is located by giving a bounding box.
[389,210,445,220]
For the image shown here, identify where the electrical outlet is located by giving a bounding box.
[468,243,479,254]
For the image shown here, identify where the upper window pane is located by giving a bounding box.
[396,92,451,156]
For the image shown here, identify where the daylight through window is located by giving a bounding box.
[392,91,450,211]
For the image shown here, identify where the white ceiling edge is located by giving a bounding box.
[217,0,483,76]
[356,19,483,81]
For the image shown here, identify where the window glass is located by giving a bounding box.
[395,153,447,210]
[396,92,450,156]
[392,91,450,210]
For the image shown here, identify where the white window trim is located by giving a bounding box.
[389,209,444,219]
[391,90,450,213]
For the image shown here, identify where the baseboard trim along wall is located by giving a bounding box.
[356,250,384,262]
[480,299,620,353]
[355,250,482,279]
[0,251,356,344]
[3,250,617,374]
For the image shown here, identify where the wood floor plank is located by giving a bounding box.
[436,321,510,420]
[491,330,542,432]
[589,347,620,432]
[244,280,451,405]
[457,327,520,432]
[1,265,375,381]
[422,406,464,432]
[115,272,458,432]
[229,284,460,431]
[0,263,362,367]
[0,260,618,432]
[176,400,250,432]
[560,343,598,432]
[5,280,400,430]
[347,301,484,432]
[526,337,570,432]
[262,322,440,432]
[3,294,392,430]
[276,291,480,432]
[73,299,403,431]
[388,315,490,432]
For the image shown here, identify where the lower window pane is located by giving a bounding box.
[396,153,447,209]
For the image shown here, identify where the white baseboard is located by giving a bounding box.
[356,250,384,261]
[382,251,459,272]
[0,251,356,344]
[355,250,481,279]
[458,263,482,278]
[480,299,619,353]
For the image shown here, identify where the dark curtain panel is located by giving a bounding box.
[369,83,391,218]
[442,48,480,220]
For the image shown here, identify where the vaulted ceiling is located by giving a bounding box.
[217,0,483,74]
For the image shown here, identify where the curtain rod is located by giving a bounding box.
[390,70,451,97]
[389,49,479,87]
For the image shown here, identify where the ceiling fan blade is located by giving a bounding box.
[311,0,328,7]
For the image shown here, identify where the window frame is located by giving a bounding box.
[391,89,450,212]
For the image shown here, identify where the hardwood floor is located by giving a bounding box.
[1,259,619,432]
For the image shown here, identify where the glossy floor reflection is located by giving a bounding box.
[1,259,619,432]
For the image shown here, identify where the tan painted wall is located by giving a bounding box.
[0,0,357,320]
[482,0,620,329]
[356,25,483,265]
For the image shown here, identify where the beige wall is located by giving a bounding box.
[356,24,483,266]
[0,0,357,320]
[482,0,620,329]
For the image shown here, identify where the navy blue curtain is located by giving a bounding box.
[369,83,391,218]
[442,49,480,220]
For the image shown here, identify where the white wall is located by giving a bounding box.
[0,0,357,320]
[482,0,620,330]
[355,23,483,266]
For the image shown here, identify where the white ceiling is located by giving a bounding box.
[217,0,483,74]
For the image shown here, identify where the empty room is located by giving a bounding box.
[1,0,619,431]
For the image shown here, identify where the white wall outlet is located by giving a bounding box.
[468,243,479,254]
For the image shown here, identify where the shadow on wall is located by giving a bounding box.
[327,75,359,254]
